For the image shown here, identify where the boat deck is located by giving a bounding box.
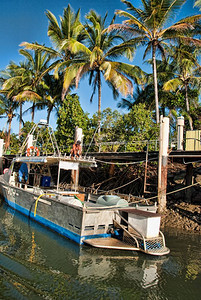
[83,237,139,251]
[83,237,170,256]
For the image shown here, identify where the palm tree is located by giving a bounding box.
[1,61,28,134]
[20,4,86,99]
[38,74,63,124]
[0,95,18,149]
[163,43,201,130]
[109,0,201,124]
[1,49,51,124]
[57,10,145,132]
[195,0,201,9]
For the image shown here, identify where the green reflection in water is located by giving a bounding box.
[0,203,201,300]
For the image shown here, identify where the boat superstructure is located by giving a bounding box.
[0,120,170,256]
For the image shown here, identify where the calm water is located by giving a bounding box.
[0,202,201,300]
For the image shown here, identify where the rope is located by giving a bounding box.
[146,181,201,201]
[84,126,99,156]
[96,156,158,166]
[105,177,140,192]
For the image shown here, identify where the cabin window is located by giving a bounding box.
[84,225,94,231]
[98,225,105,230]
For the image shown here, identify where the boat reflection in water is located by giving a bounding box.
[0,202,173,299]
[0,120,169,256]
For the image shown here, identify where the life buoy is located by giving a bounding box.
[26,146,40,157]
[3,168,9,174]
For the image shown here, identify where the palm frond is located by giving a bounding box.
[163,78,183,91]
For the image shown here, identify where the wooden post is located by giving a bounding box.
[72,169,79,191]
[158,117,169,212]
[71,127,83,190]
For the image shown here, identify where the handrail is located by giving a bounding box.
[113,218,139,248]
[114,211,144,238]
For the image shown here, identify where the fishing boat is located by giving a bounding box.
[0,120,170,256]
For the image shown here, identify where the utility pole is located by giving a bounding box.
[158,116,169,212]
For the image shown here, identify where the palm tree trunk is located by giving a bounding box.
[97,70,101,134]
[152,42,159,124]
[31,103,35,122]
[185,82,193,130]
[47,106,52,124]
[19,103,22,136]
[5,115,12,149]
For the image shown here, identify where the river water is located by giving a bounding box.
[0,202,200,300]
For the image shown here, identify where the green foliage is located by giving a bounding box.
[85,105,158,152]
[124,104,159,151]
[8,134,20,154]
[20,122,35,144]
[86,108,125,152]
[56,94,89,153]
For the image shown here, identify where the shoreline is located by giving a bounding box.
[161,202,201,233]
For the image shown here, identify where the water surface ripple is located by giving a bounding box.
[0,203,200,299]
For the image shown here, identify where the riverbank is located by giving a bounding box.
[161,202,201,233]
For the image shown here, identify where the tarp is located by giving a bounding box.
[19,163,28,182]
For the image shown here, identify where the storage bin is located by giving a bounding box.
[41,176,51,187]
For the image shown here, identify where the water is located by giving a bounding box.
[0,202,201,300]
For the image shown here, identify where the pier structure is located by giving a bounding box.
[1,118,201,209]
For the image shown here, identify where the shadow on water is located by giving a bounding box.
[0,201,201,300]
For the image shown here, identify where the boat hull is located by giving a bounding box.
[0,181,111,245]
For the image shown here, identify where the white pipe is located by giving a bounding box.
[177,116,184,151]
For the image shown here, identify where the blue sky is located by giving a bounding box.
[0,0,200,133]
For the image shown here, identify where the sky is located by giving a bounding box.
[0,0,200,133]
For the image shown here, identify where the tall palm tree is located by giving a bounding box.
[163,43,201,130]
[2,49,51,124]
[1,61,28,134]
[20,4,86,100]
[109,0,201,124]
[56,10,145,132]
[0,95,18,149]
[37,74,63,124]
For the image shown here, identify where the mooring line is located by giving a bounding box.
[96,157,158,165]
[146,181,201,201]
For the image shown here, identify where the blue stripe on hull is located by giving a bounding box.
[4,197,111,245]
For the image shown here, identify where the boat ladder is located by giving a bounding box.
[143,146,157,194]
[113,211,170,256]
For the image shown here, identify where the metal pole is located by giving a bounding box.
[158,116,169,212]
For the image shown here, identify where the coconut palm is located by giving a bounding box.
[20,4,86,99]
[195,0,201,9]
[56,10,145,132]
[38,74,63,124]
[0,95,19,149]
[109,0,201,124]
[163,43,201,130]
[0,61,28,134]
[2,49,52,124]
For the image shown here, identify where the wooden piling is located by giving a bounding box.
[158,117,169,212]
